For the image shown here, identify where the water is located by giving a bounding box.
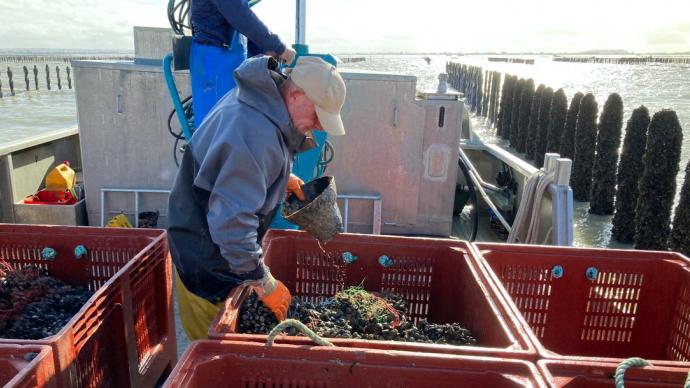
[1,54,688,248]
[0,60,77,142]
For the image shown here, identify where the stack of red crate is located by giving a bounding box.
[0,224,176,387]
[474,243,690,387]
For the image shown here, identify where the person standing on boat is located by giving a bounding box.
[168,55,347,340]
[190,0,296,127]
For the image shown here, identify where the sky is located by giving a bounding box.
[0,0,688,53]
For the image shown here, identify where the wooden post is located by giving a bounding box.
[33,65,39,90]
[45,64,51,90]
[0,77,3,98]
[7,67,15,96]
[66,66,72,89]
[22,65,30,90]
[56,66,62,90]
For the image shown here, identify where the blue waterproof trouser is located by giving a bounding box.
[190,32,247,127]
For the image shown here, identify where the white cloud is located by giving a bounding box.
[0,0,688,52]
[0,0,168,49]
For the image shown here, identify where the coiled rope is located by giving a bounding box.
[614,354,690,387]
[266,319,334,347]
[615,358,650,388]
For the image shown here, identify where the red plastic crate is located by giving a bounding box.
[0,224,176,387]
[164,340,546,387]
[538,359,690,387]
[474,242,690,366]
[0,345,56,388]
[209,229,535,359]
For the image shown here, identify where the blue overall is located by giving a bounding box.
[190,30,247,128]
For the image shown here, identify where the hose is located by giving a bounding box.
[167,95,194,167]
[167,0,191,35]
[315,140,334,177]
[457,155,478,241]
[266,319,334,347]
[459,148,512,233]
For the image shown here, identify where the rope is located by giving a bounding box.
[507,170,543,243]
[266,319,334,347]
[506,164,557,244]
[614,357,650,388]
[524,169,555,243]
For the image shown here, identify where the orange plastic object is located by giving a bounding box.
[209,229,536,360]
[0,224,176,388]
[22,189,77,205]
[538,359,689,387]
[0,345,56,388]
[45,162,75,191]
[164,340,546,388]
[474,243,690,366]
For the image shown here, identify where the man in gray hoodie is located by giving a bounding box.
[168,55,346,340]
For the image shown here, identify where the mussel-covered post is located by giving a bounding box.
[33,65,38,90]
[611,106,650,242]
[509,78,525,148]
[534,87,554,168]
[496,74,511,137]
[526,84,545,159]
[476,69,483,115]
[634,109,683,250]
[56,66,62,90]
[516,79,535,153]
[589,93,624,214]
[482,70,490,116]
[490,72,501,125]
[669,160,690,256]
[571,93,598,201]
[45,64,51,90]
[67,66,72,89]
[558,92,584,160]
[546,88,568,154]
[7,67,15,96]
[498,75,515,139]
[23,66,29,90]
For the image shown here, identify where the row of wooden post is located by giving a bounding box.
[0,55,132,63]
[0,65,71,97]
[553,56,690,64]
[446,61,689,255]
[488,57,535,65]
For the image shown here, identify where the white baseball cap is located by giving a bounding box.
[290,57,347,136]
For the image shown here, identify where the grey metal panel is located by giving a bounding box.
[415,99,463,236]
[74,62,190,226]
[0,128,79,156]
[133,26,173,62]
[14,199,87,226]
[328,75,425,233]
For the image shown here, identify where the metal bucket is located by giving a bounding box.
[281,176,343,243]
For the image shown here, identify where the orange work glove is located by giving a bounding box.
[253,270,291,321]
[286,173,306,201]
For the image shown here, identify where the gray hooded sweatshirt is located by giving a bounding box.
[168,56,313,302]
